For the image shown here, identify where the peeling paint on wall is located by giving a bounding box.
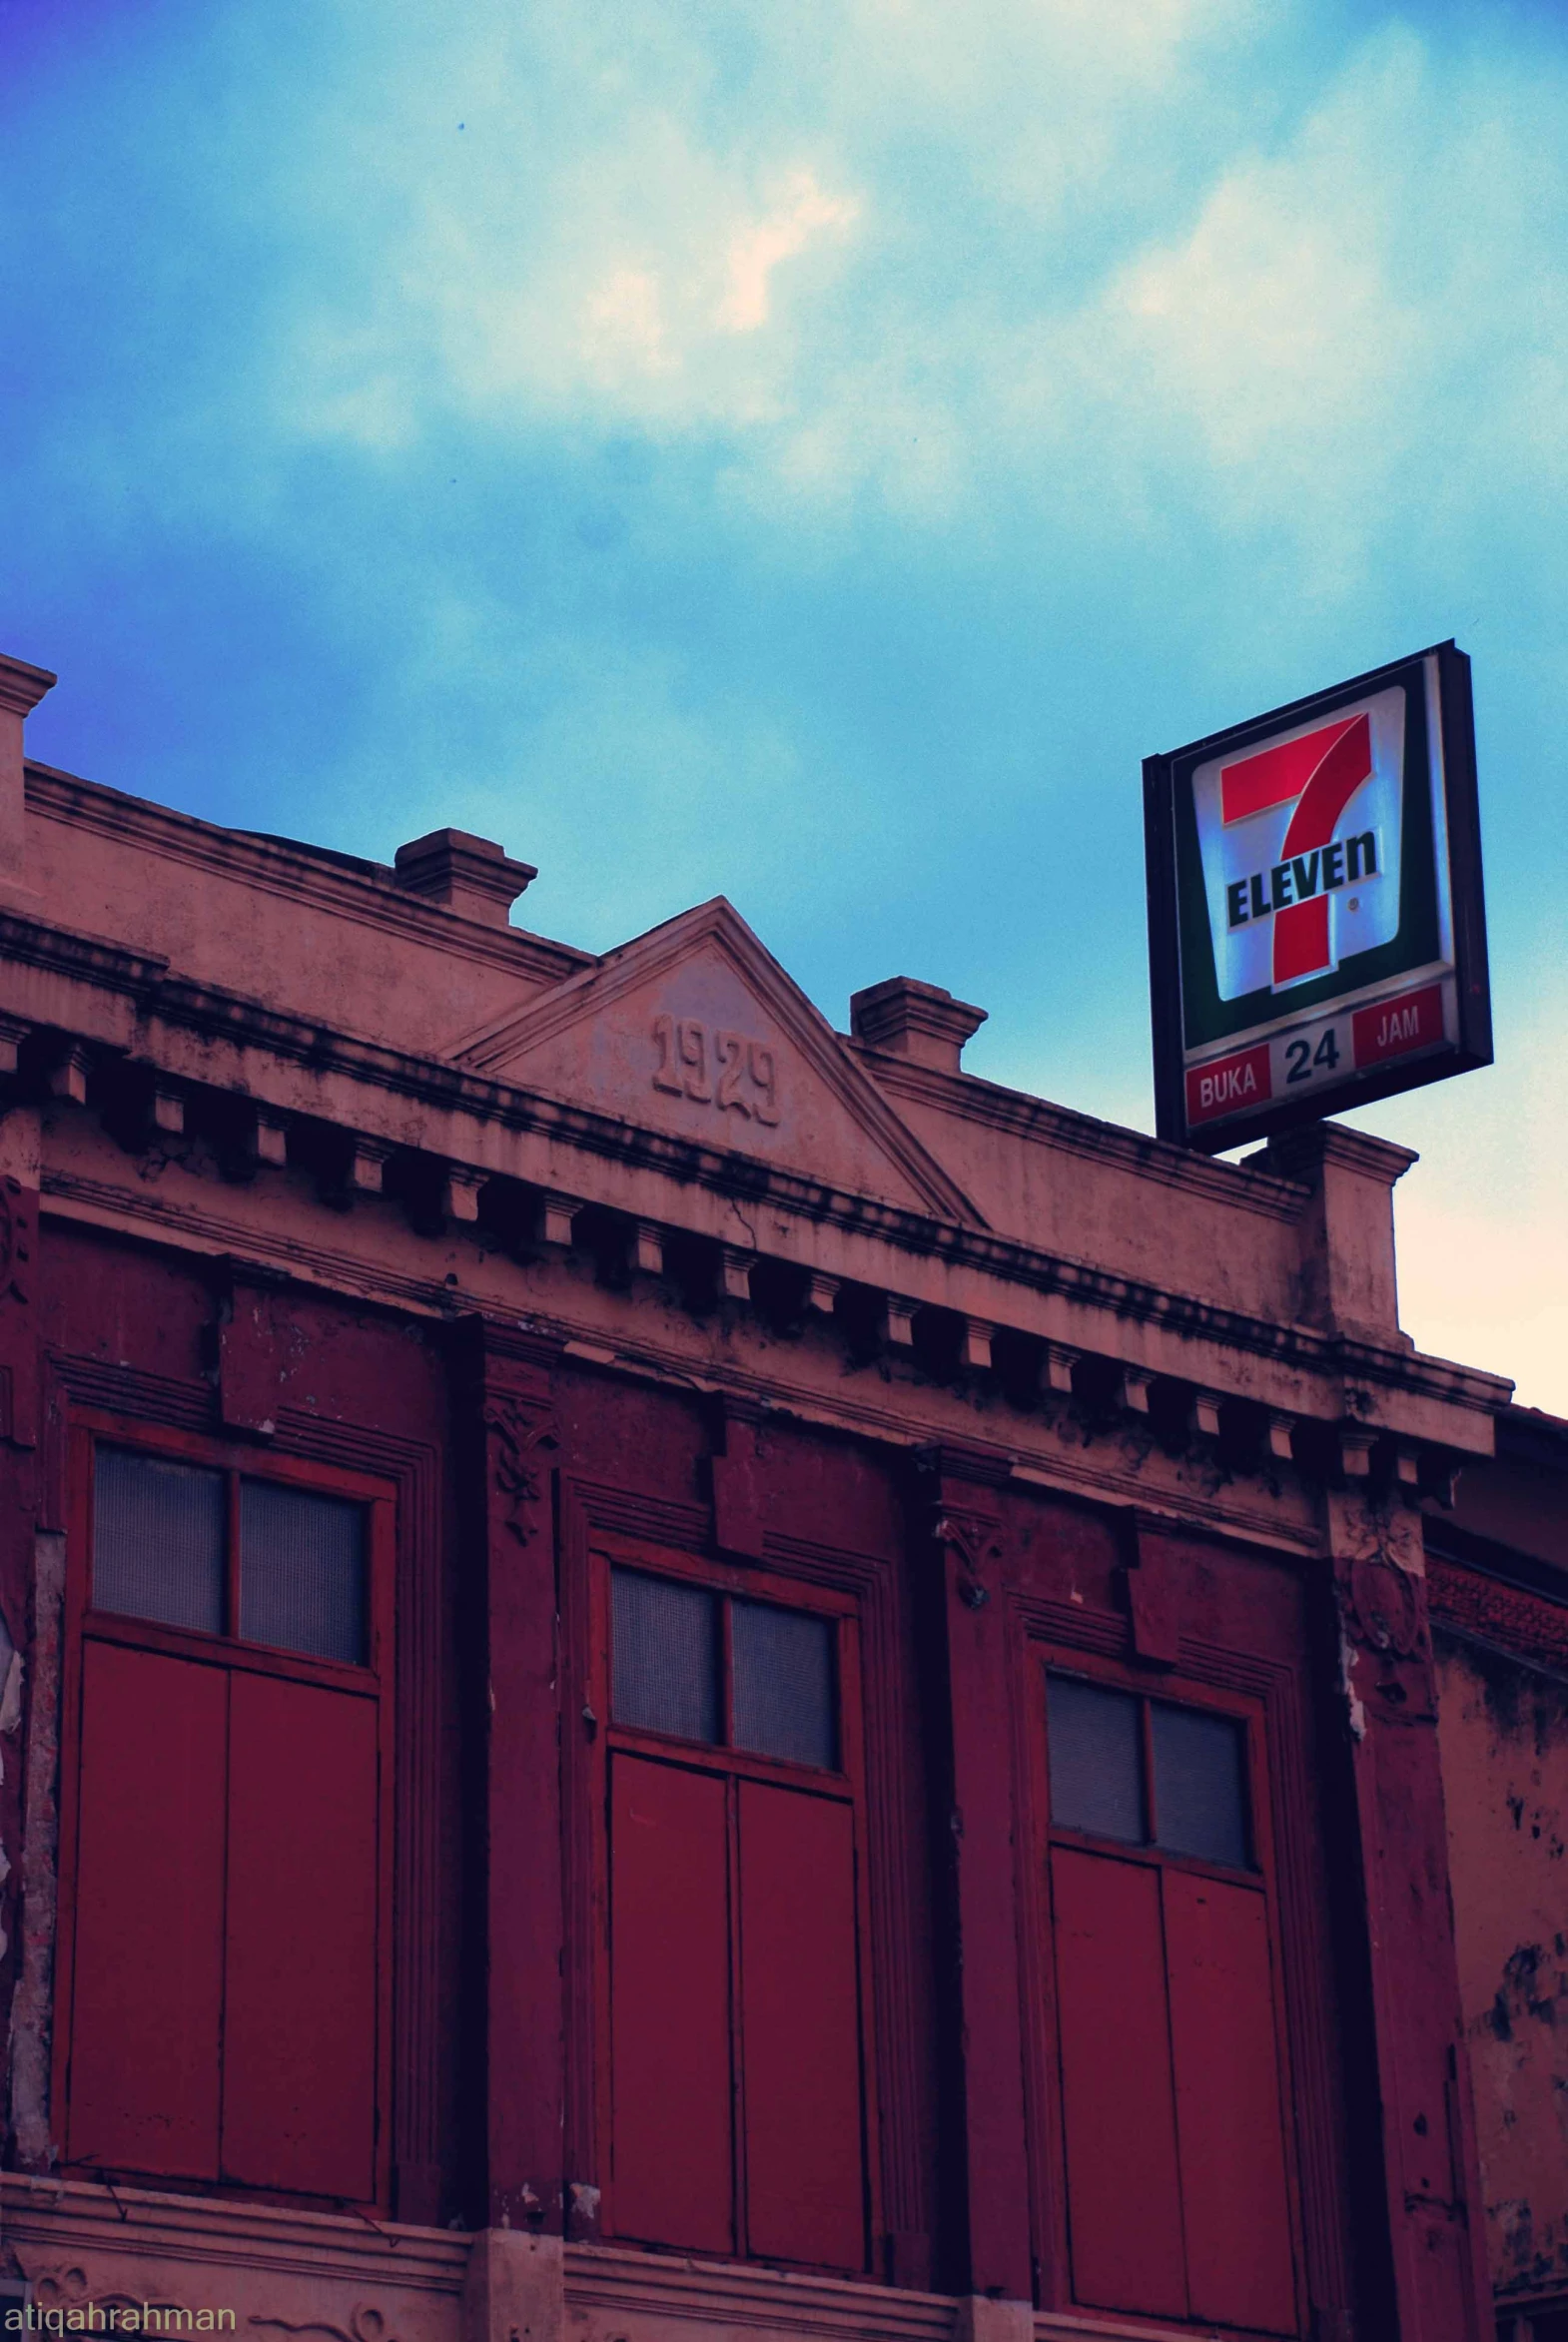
[1436,1626,1568,2302]
[8,1531,65,2169]
[0,1607,18,1970]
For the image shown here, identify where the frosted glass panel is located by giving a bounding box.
[1152,1704,1248,1868]
[94,1447,224,1634]
[1046,1674,1143,1844]
[732,1600,836,1769]
[240,1480,367,1664]
[612,1568,719,1743]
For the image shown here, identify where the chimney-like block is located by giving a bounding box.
[1260,1122,1416,1346]
[393,829,537,930]
[0,652,57,896]
[850,977,987,1075]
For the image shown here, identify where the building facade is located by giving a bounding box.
[0,646,1552,2342]
[1428,1408,1568,2342]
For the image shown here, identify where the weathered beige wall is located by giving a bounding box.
[1436,1628,1568,2302]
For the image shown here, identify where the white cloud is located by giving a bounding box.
[718,174,859,335]
[583,267,672,379]
[1076,29,1568,564]
[265,0,1273,462]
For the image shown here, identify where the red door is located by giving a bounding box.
[610,1755,734,2252]
[63,1433,390,2205]
[222,1672,381,2198]
[67,1644,227,2178]
[739,1782,865,2270]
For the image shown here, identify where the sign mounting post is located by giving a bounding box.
[1144,640,1492,1153]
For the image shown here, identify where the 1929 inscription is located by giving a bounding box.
[651,1014,781,1125]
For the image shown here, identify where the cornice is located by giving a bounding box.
[3,917,1507,1416]
[1263,1121,1418,1188]
[1422,1513,1568,1607]
[850,1044,1309,1225]
[1497,1401,1568,1471]
[37,1164,1484,1537]
[0,653,56,719]
[0,892,1511,1423]
[25,761,592,988]
[0,902,169,997]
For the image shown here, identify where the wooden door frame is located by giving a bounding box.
[53,1405,398,2212]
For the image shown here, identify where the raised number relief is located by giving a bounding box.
[651,1015,781,1126]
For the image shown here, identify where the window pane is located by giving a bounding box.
[1046,1675,1143,1844]
[612,1569,719,1744]
[240,1480,367,1664]
[1152,1703,1249,1868]
[732,1600,836,1770]
[94,1447,224,1634]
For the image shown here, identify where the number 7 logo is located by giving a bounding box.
[1220,714,1373,985]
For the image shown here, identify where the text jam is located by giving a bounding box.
[1225,832,1378,929]
[1350,983,1445,1069]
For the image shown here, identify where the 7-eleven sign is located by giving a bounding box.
[1191,684,1405,1000]
[1143,641,1491,1152]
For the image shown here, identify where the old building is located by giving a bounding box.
[1428,1408,1568,2342]
[0,643,1550,2342]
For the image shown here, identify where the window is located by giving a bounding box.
[1047,1674,1250,1867]
[93,1446,367,1662]
[60,1428,391,2208]
[599,1559,867,2273]
[1042,1668,1299,2337]
[611,1568,838,1769]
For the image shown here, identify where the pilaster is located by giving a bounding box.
[912,1447,1032,2301]
[1323,1481,1493,2342]
[459,1319,566,2233]
[0,1105,42,2078]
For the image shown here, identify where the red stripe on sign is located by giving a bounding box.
[1220,714,1375,988]
[1219,715,1361,824]
[1185,1044,1271,1126]
[1272,716,1373,985]
[1352,983,1444,1068]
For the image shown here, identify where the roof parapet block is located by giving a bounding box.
[850,976,988,1074]
[392,828,537,930]
[0,650,56,898]
[1258,1121,1418,1347]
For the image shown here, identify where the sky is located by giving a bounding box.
[2,0,1565,1408]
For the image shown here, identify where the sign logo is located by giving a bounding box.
[1222,713,1373,983]
[1191,684,1405,1004]
[1143,642,1491,1152]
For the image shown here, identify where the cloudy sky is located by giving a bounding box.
[2,0,1564,1406]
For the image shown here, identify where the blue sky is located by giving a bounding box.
[3,0,1565,1404]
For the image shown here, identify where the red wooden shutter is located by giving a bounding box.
[610,1755,733,2251]
[738,1782,864,2271]
[67,1644,227,2177]
[1165,1871,1297,2335]
[1051,1846,1187,2320]
[221,1672,381,2198]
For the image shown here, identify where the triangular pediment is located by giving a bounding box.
[445,899,985,1224]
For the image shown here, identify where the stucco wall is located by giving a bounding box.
[1436,1627,1568,2302]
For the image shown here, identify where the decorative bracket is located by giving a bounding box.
[482,1389,560,1547]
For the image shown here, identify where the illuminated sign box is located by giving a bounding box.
[1144,641,1492,1153]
